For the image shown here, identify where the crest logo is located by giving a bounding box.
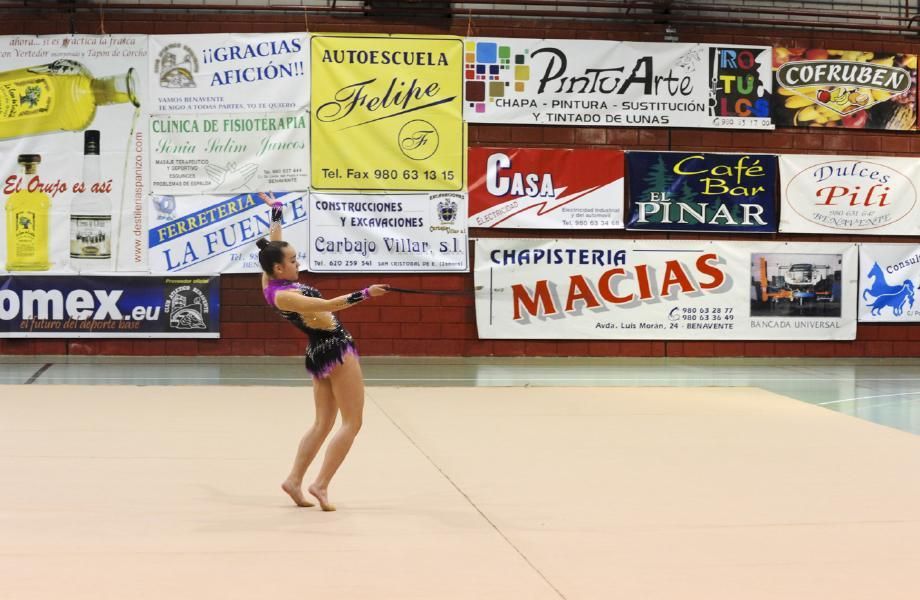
[863,262,916,316]
[155,43,199,88]
[165,285,209,330]
[437,198,458,224]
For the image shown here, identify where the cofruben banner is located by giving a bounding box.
[858,244,920,322]
[780,155,920,235]
[626,152,777,233]
[311,34,465,191]
[463,39,773,129]
[475,239,856,340]
[468,147,624,229]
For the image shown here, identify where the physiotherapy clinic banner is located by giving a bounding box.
[463,39,773,129]
[468,147,624,229]
[626,151,777,233]
[780,155,920,235]
[858,244,920,323]
[309,192,468,272]
[310,34,465,191]
[475,239,857,340]
[0,274,220,338]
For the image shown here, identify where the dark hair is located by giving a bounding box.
[256,238,289,275]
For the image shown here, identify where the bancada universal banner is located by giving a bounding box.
[780,155,920,235]
[468,147,624,229]
[0,34,148,275]
[0,274,219,338]
[626,151,777,233]
[475,239,857,340]
[463,39,773,129]
[858,244,920,322]
[311,34,465,191]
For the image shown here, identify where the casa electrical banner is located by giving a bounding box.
[626,152,777,233]
[309,192,467,272]
[772,48,917,130]
[463,39,773,129]
[149,34,309,113]
[0,34,148,275]
[468,147,624,229]
[310,34,465,191]
[475,239,857,340]
[780,155,920,235]
[858,244,920,322]
[149,111,310,194]
[148,191,307,274]
[0,274,219,338]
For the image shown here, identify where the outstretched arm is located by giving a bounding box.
[258,192,283,243]
[275,285,390,314]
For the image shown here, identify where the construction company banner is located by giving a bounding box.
[463,39,773,129]
[780,155,920,235]
[149,111,310,194]
[311,34,465,191]
[149,33,309,113]
[468,147,624,229]
[858,244,920,322]
[0,274,219,338]
[0,34,148,274]
[474,239,857,340]
[309,192,467,272]
[148,191,307,274]
[772,48,917,130]
[626,152,777,233]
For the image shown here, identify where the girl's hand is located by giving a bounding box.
[257,192,278,205]
[368,285,391,297]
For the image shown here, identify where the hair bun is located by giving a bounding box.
[256,238,270,250]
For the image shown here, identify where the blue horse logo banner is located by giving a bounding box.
[858,244,920,322]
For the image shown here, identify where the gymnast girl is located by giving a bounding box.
[256,192,390,511]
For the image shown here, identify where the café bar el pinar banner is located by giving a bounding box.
[468,147,624,229]
[463,39,773,129]
[773,48,917,130]
[311,34,465,191]
[780,155,920,235]
[626,151,777,233]
[858,244,920,323]
[475,239,857,340]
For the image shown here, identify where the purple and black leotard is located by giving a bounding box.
[263,279,358,379]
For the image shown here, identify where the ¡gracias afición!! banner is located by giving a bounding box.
[475,239,857,340]
[0,274,219,338]
[858,244,920,322]
[463,39,773,129]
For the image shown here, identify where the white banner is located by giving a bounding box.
[463,39,773,129]
[309,192,468,272]
[149,34,309,114]
[147,191,308,274]
[858,244,920,322]
[149,111,309,195]
[475,239,857,340]
[780,155,920,235]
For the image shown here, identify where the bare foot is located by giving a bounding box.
[281,480,314,507]
[308,484,336,511]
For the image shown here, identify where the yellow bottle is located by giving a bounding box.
[5,154,51,271]
[0,59,139,141]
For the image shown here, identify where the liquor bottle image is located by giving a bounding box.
[70,130,112,272]
[5,154,51,271]
[0,59,139,141]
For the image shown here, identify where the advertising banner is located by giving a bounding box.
[0,34,148,274]
[858,244,920,322]
[311,34,465,191]
[780,155,920,235]
[475,239,857,340]
[772,48,917,130]
[626,151,777,232]
[309,192,467,272]
[147,191,307,274]
[149,111,310,194]
[0,274,219,338]
[149,34,309,113]
[468,147,624,229]
[463,39,773,129]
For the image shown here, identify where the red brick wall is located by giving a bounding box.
[2,10,919,357]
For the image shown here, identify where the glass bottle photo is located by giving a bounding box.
[70,129,112,272]
[5,154,51,271]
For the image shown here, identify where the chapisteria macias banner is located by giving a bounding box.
[463,39,773,129]
[311,34,465,191]
[474,239,857,340]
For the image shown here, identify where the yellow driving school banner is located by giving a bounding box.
[311,34,465,191]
